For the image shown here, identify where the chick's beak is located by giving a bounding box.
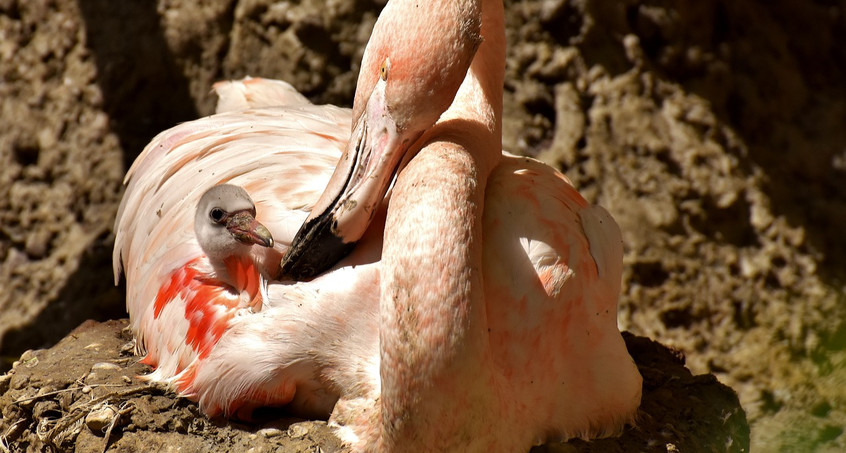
[226,211,274,248]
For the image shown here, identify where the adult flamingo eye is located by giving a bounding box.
[209,207,226,223]
[380,58,389,81]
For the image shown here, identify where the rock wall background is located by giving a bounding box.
[1,0,844,450]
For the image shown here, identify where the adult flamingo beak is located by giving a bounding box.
[226,210,274,248]
[279,76,408,280]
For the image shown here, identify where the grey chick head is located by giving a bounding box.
[194,184,274,262]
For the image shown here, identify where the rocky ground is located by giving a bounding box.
[1,320,747,452]
[1,0,844,451]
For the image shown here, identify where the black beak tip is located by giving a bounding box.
[278,258,316,280]
[277,218,357,281]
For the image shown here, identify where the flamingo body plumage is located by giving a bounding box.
[483,154,639,441]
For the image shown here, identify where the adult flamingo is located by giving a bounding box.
[114,0,641,448]
[280,0,642,450]
[113,78,382,418]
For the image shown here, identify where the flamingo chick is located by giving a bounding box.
[280,0,642,451]
[178,184,381,420]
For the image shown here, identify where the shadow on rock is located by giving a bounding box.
[76,0,201,169]
[0,232,125,373]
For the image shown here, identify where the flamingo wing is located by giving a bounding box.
[482,153,640,440]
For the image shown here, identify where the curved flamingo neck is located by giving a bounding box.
[380,141,497,450]
[415,0,504,179]
[378,0,506,449]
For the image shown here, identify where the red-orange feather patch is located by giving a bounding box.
[153,256,264,365]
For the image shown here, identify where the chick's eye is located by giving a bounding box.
[209,207,226,223]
